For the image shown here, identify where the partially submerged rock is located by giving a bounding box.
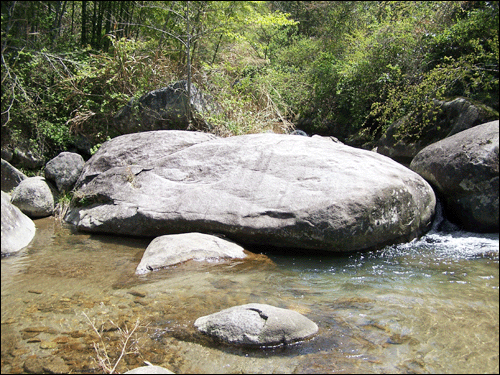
[136,232,247,274]
[1,191,36,255]
[194,303,318,346]
[410,120,499,232]
[65,131,436,252]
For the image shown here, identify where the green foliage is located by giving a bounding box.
[368,1,499,141]
[1,48,75,158]
[199,61,294,136]
[57,191,72,205]
[263,1,498,141]
[62,37,179,140]
[2,0,498,161]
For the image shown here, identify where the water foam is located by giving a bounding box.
[390,199,499,259]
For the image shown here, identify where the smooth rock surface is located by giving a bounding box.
[124,365,174,374]
[136,232,247,274]
[65,131,436,252]
[194,303,318,346]
[410,120,499,232]
[11,177,57,218]
[1,191,36,255]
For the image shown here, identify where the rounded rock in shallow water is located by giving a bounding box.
[194,303,318,346]
[124,364,174,374]
[136,232,247,274]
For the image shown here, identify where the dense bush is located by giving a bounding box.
[1,1,498,167]
[265,1,498,141]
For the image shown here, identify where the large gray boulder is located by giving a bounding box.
[194,303,318,346]
[1,158,27,193]
[377,98,498,165]
[410,121,499,232]
[113,80,222,135]
[1,191,36,255]
[136,232,247,274]
[44,152,85,192]
[65,130,435,252]
[11,177,57,218]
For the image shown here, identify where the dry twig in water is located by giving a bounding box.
[83,312,144,374]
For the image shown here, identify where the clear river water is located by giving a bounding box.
[1,207,498,374]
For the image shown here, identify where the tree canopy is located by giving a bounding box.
[2,1,498,164]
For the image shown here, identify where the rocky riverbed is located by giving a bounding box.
[1,216,498,374]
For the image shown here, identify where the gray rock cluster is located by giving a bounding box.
[1,98,496,366]
[1,151,87,255]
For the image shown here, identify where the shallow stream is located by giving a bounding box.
[1,212,498,374]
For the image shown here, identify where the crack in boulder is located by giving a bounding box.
[248,307,268,321]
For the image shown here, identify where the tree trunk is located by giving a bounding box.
[186,1,192,128]
[81,1,87,46]
[50,1,64,46]
[211,33,223,65]
[91,0,98,48]
[70,0,75,35]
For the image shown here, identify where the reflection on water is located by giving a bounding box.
[1,216,498,374]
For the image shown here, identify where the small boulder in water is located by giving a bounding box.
[194,303,318,346]
[136,232,246,274]
[124,363,174,374]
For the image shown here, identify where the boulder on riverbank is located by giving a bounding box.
[11,177,58,218]
[1,191,36,255]
[377,98,498,165]
[65,130,436,252]
[194,303,318,346]
[136,232,247,274]
[113,80,222,135]
[410,120,499,232]
[44,152,85,193]
[1,158,27,193]
[10,143,44,170]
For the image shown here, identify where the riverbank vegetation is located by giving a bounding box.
[2,1,498,164]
